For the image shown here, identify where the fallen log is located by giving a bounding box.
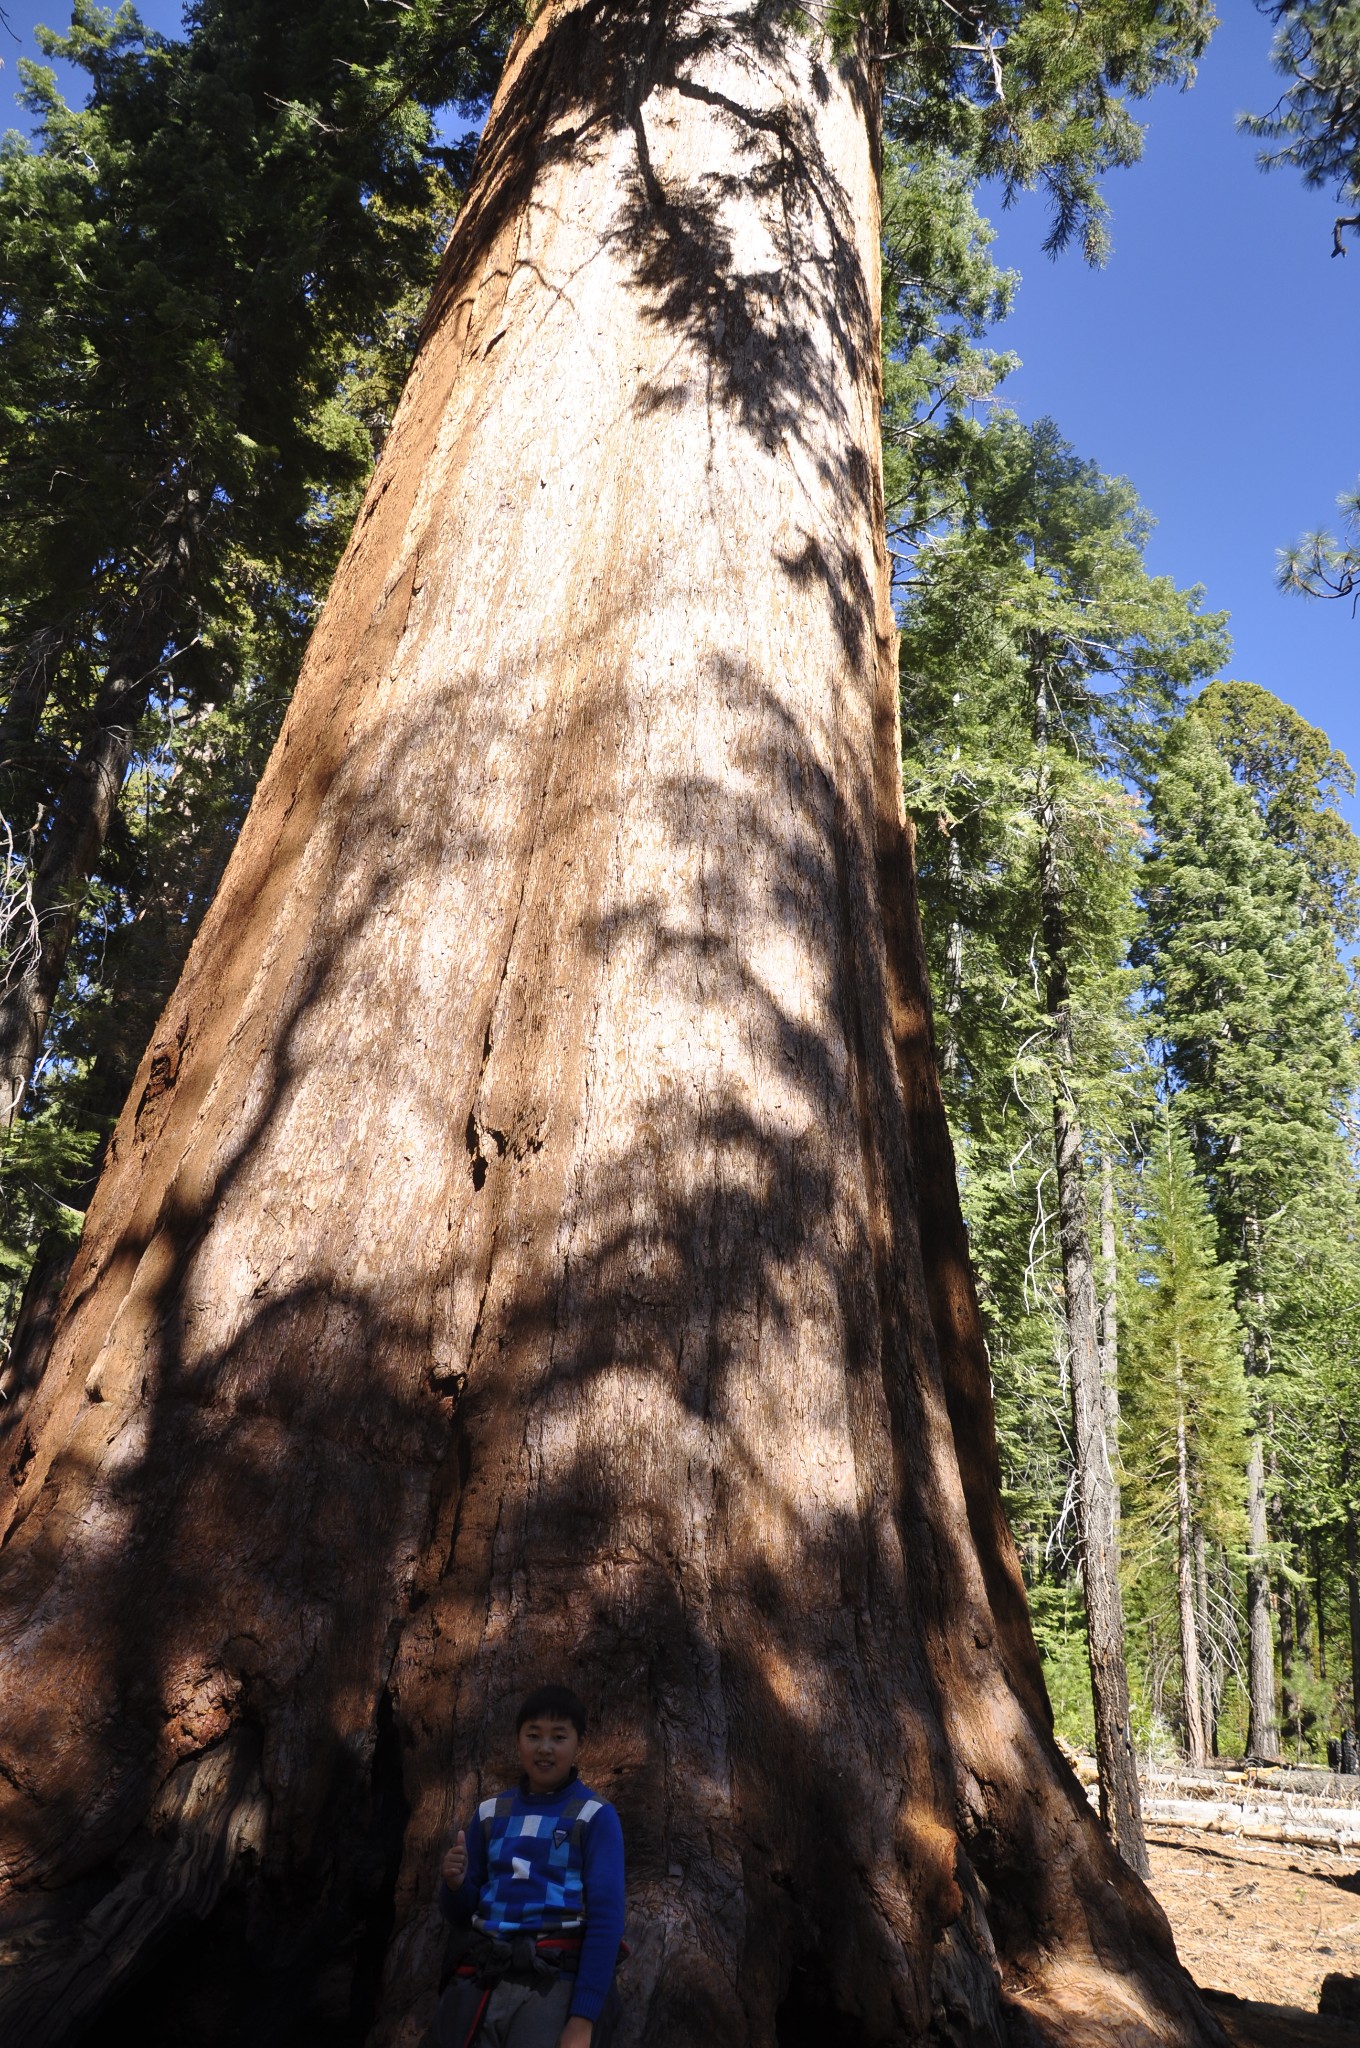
[1143,1795,1360,1854]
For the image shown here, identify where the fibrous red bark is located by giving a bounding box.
[1,8,1221,2044]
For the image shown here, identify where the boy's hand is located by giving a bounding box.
[441,1830,467,1887]
[558,2020,593,2048]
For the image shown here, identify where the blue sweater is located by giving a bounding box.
[439,1775,625,2022]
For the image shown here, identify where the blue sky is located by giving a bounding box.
[978,3,1360,820]
[6,3,1358,810]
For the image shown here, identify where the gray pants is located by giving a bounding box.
[433,1971,576,2048]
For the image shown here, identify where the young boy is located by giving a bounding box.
[433,1684,626,2048]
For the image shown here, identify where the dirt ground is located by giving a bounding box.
[1146,1820,1360,2017]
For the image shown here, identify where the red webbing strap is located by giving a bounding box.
[460,1983,493,2048]
[455,1938,582,1969]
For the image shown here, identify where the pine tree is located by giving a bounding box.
[1184,682,1360,1747]
[901,413,1225,1860]
[1266,1199,1360,1746]
[0,0,513,1129]
[1191,679,1360,938]
[1244,0,1360,255]
[1243,1,1360,590]
[878,144,1017,542]
[1276,484,1360,606]
[1120,1115,1248,1761]
[1141,709,1357,1757]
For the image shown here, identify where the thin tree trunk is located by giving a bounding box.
[1241,1213,1280,1763]
[1055,1076,1149,1873]
[0,623,65,818]
[1278,1544,1299,1758]
[1315,1529,1328,1681]
[1175,1404,1208,1766]
[1217,1545,1237,1728]
[1035,681,1148,1878]
[1245,1430,1280,1761]
[1194,1528,1217,1755]
[1295,1552,1314,1689]
[0,497,199,1127]
[1244,1425,1279,1758]
[1097,1137,1120,1437]
[1346,1500,1360,1739]
[941,824,963,1082]
[0,11,1210,2046]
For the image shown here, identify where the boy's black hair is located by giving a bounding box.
[516,1683,587,1737]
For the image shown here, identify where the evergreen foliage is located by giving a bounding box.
[1245,2,1360,598]
[862,0,1218,259]
[1270,1220,1360,1735]
[879,143,1017,534]
[1137,702,1360,1756]
[1,0,506,847]
[1191,679,1360,940]
[1277,483,1360,608]
[1120,1116,1248,1749]
[900,417,1224,1559]
[0,0,511,1270]
[1141,712,1355,1261]
[1245,0,1360,254]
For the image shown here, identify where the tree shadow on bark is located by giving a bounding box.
[0,626,1193,2045]
[420,1,882,668]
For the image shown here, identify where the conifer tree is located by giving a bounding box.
[1245,0,1360,257]
[1265,1192,1360,1744]
[1120,1115,1247,1761]
[901,414,1225,1857]
[878,144,1017,540]
[1141,710,1356,1757]
[1245,0,1360,591]
[0,0,513,1129]
[1192,679,1360,937]
[1276,484,1360,606]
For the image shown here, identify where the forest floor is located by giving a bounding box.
[1144,1819,1360,2040]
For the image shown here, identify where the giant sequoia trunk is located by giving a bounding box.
[0,10,1218,2046]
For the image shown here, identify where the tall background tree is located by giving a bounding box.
[1139,700,1358,1758]
[0,0,509,1123]
[1119,1115,1248,1763]
[0,0,511,1366]
[900,412,1225,1841]
[1247,0,1360,596]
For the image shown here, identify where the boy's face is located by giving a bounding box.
[517,1715,580,1794]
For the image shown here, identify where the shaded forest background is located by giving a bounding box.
[3,0,1360,1772]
